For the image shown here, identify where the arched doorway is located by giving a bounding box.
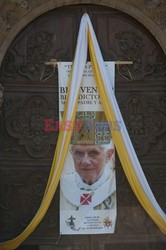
[0,4,166,250]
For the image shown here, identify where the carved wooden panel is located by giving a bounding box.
[0,4,165,250]
[0,94,58,159]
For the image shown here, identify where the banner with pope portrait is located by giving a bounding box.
[58,62,117,234]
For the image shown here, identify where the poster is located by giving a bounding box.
[58,62,117,234]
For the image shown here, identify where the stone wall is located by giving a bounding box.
[0,0,166,65]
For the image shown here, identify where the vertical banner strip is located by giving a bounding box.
[59,62,116,234]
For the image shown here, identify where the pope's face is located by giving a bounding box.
[71,144,114,185]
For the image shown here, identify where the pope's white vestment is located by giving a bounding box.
[60,165,116,210]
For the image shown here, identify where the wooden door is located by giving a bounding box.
[0,4,166,250]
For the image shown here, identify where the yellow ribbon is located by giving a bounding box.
[88,27,166,235]
[0,65,79,249]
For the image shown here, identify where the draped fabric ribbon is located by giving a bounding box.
[87,18,166,234]
[0,13,165,250]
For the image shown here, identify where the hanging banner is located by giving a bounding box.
[58,62,117,234]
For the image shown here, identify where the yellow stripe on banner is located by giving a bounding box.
[88,28,166,235]
[0,65,79,249]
